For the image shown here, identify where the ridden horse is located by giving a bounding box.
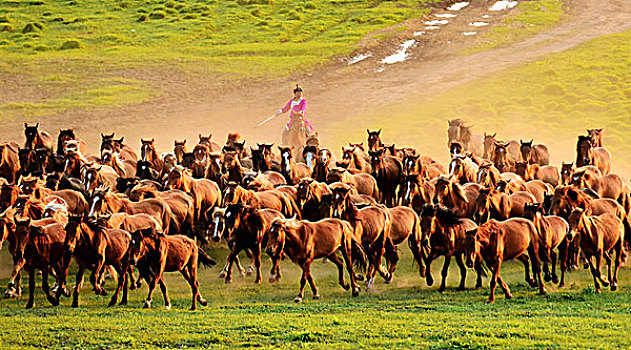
[514,161,559,186]
[476,162,501,188]
[281,115,310,161]
[367,129,384,152]
[222,182,300,219]
[63,216,131,307]
[464,218,546,303]
[341,145,371,173]
[432,176,481,219]
[13,218,69,309]
[312,148,334,183]
[576,135,611,175]
[87,187,172,235]
[0,143,20,183]
[56,128,87,157]
[449,154,478,185]
[82,164,118,195]
[368,148,402,207]
[278,146,311,185]
[447,120,483,157]
[165,166,221,222]
[129,185,196,238]
[221,204,284,284]
[24,123,54,152]
[567,208,623,293]
[140,139,165,174]
[266,217,364,302]
[128,229,214,310]
[520,140,550,165]
[323,186,392,286]
[587,128,603,147]
[523,203,569,287]
[173,140,187,164]
[296,178,331,221]
[420,205,484,292]
[326,167,379,199]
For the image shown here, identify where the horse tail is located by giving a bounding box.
[197,247,217,268]
[346,222,367,274]
[407,214,426,277]
[161,202,172,236]
[286,194,302,220]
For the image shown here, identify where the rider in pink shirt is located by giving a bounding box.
[274,85,314,132]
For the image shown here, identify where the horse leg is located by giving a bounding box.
[586,255,601,293]
[224,245,240,284]
[26,268,35,309]
[594,251,609,287]
[327,252,349,291]
[550,249,559,284]
[72,264,86,308]
[244,248,255,276]
[558,243,568,288]
[143,273,159,309]
[384,240,398,284]
[517,254,536,287]
[41,269,58,306]
[121,268,129,305]
[158,277,171,309]
[304,261,320,300]
[487,261,500,304]
[438,254,452,293]
[109,265,127,307]
[603,252,613,287]
[295,264,309,303]
[496,273,512,299]
[252,245,262,284]
[455,254,467,291]
[373,237,390,282]
[93,257,108,296]
[474,257,484,289]
[424,252,437,287]
[611,242,622,291]
[542,251,552,282]
[182,265,204,311]
[527,246,546,295]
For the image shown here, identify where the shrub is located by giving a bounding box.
[137,14,149,22]
[60,39,82,50]
[149,11,167,19]
[0,24,14,32]
[543,82,567,96]
[22,22,44,33]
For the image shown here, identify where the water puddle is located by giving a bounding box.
[425,25,440,30]
[489,1,519,11]
[413,31,426,36]
[435,14,457,18]
[424,19,450,25]
[481,14,491,18]
[462,31,477,36]
[469,22,489,27]
[381,39,416,65]
[347,53,372,65]
[447,2,470,11]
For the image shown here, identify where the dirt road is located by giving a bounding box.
[2,0,630,156]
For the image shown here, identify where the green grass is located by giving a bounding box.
[1,245,631,348]
[466,0,566,54]
[327,28,631,175]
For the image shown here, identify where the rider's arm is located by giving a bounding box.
[276,99,291,116]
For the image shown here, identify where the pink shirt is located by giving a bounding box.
[281,98,307,119]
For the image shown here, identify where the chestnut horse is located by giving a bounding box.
[464,218,546,303]
[514,161,559,186]
[519,140,549,165]
[567,208,623,293]
[384,206,422,281]
[0,143,20,184]
[140,138,165,174]
[222,204,284,284]
[296,178,331,221]
[128,229,215,310]
[402,153,445,179]
[128,185,196,238]
[449,154,478,185]
[576,135,611,175]
[101,134,138,162]
[549,186,626,220]
[278,146,311,185]
[476,162,501,188]
[222,182,300,219]
[56,128,87,157]
[312,148,334,183]
[24,123,54,152]
[571,170,629,207]
[165,166,221,221]
[266,217,364,302]
[341,145,371,173]
[447,119,483,157]
[399,174,435,213]
[82,164,118,194]
[421,205,484,292]
[587,128,603,147]
[492,141,518,173]
[523,203,569,287]
[173,139,187,164]
[368,148,402,207]
[326,167,379,199]
[367,129,384,152]
[433,176,481,219]
[473,188,510,224]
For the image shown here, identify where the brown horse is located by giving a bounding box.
[82,164,118,194]
[251,145,281,173]
[449,154,478,185]
[296,178,331,221]
[523,203,569,287]
[587,128,603,147]
[222,151,246,185]
[549,186,626,220]
[222,182,300,219]
[0,143,20,184]
[63,216,132,307]
[281,115,310,160]
[0,181,18,212]
[571,170,628,206]
[464,218,546,303]
[402,153,445,179]
[326,167,379,199]
[302,145,318,172]
[222,204,284,284]
[165,166,221,221]
[520,140,549,165]
[341,145,371,173]
[13,217,69,309]
[447,120,484,157]
[265,217,364,302]
[398,174,435,213]
[139,138,165,174]
[23,123,54,152]
[483,134,520,161]
[278,146,311,185]
[524,180,554,203]
[366,129,384,152]
[101,134,138,162]
[323,186,391,287]
[473,188,510,224]
[492,141,518,173]
[198,134,221,152]
[384,206,422,281]
[128,229,215,310]
[368,148,402,207]
[312,148,334,183]
[514,161,559,186]
[576,135,611,175]
[101,149,136,178]
[476,162,501,188]
[173,139,187,164]
[421,205,484,291]
[567,208,623,292]
[433,176,481,218]
[128,186,196,237]
[56,128,87,156]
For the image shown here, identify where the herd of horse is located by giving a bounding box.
[0,119,627,309]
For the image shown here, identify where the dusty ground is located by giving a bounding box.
[1,0,630,158]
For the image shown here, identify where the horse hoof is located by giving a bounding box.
[539,289,547,295]
[583,263,589,270]
[352,287,360,297]
[342,284,350,291]
[25,303,34,309]
[199,298,208,306]
[485,299,495,304]
[135,281,143,289]
[219,271,227,279]
[238,270,246,277]
[189,307,197,311]
[269,277,277,283]
[558,283,565,288]
[165,304,172,310]
[595,288,601,294]
[254,279,262,284]
[143,301,151,309]
[544,274,552,282]
[611,284,618,292]
[99,290,108,296]
[108,300,116,307]
[527,279,537,288]
[294,297,303,303]
[505,293,513,300]
[48,297,60,306]
[438,288,446,294]
[601,281,610,287]
[426,278,434,287]
[313,294,321,300]
[71,303,78,308]
[129,284,137,291]
[552,276,559,284]
[120,300,128,306]
[456,286,466,292]
[63,288,71,297]
[354,273,364,282]
[225,279,232,284]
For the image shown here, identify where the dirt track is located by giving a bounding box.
[2,0,630,155]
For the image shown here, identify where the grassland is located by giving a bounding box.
[1,246,631,349]
[328,28,631,175]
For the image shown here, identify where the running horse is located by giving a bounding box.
[23,123,54,152]
[447,119,483,158]
[576,135,611,175]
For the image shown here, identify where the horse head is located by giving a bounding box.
[576,135,593,166]
[140,138,156,162]
[302,145,318,170]
[366,129,383,151]
[23,123,40,149]
[173,139,187,164]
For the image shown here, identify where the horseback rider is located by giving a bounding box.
[273,84,314,133]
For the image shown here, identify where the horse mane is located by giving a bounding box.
[459,124,472,144]
[434,205,464,227]
[420,203,436,218]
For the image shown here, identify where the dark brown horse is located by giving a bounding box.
[492,141,518,173]
[222,151,246,184]
[173,139,187,164]
[101,134,138,162]
[56,128,87,156]
[128,229,215,310]
[420,205,484,292]
[296,178,331,221]
[576,135,611,175]
[523,203,569,287]
[464,218,546,303]
[278,146,311,185]
[0,143,20,184]
[312,148,334,183]
[302,145,318,171]
[398,174,435,213]
[567,208,623,292]
[367,129,384,152]
[520,140,549,165]
[473,188,510,224]
[265,217,364,302]
[140,138,165,173]
[24,123,54,152]
[368,148,402,207]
